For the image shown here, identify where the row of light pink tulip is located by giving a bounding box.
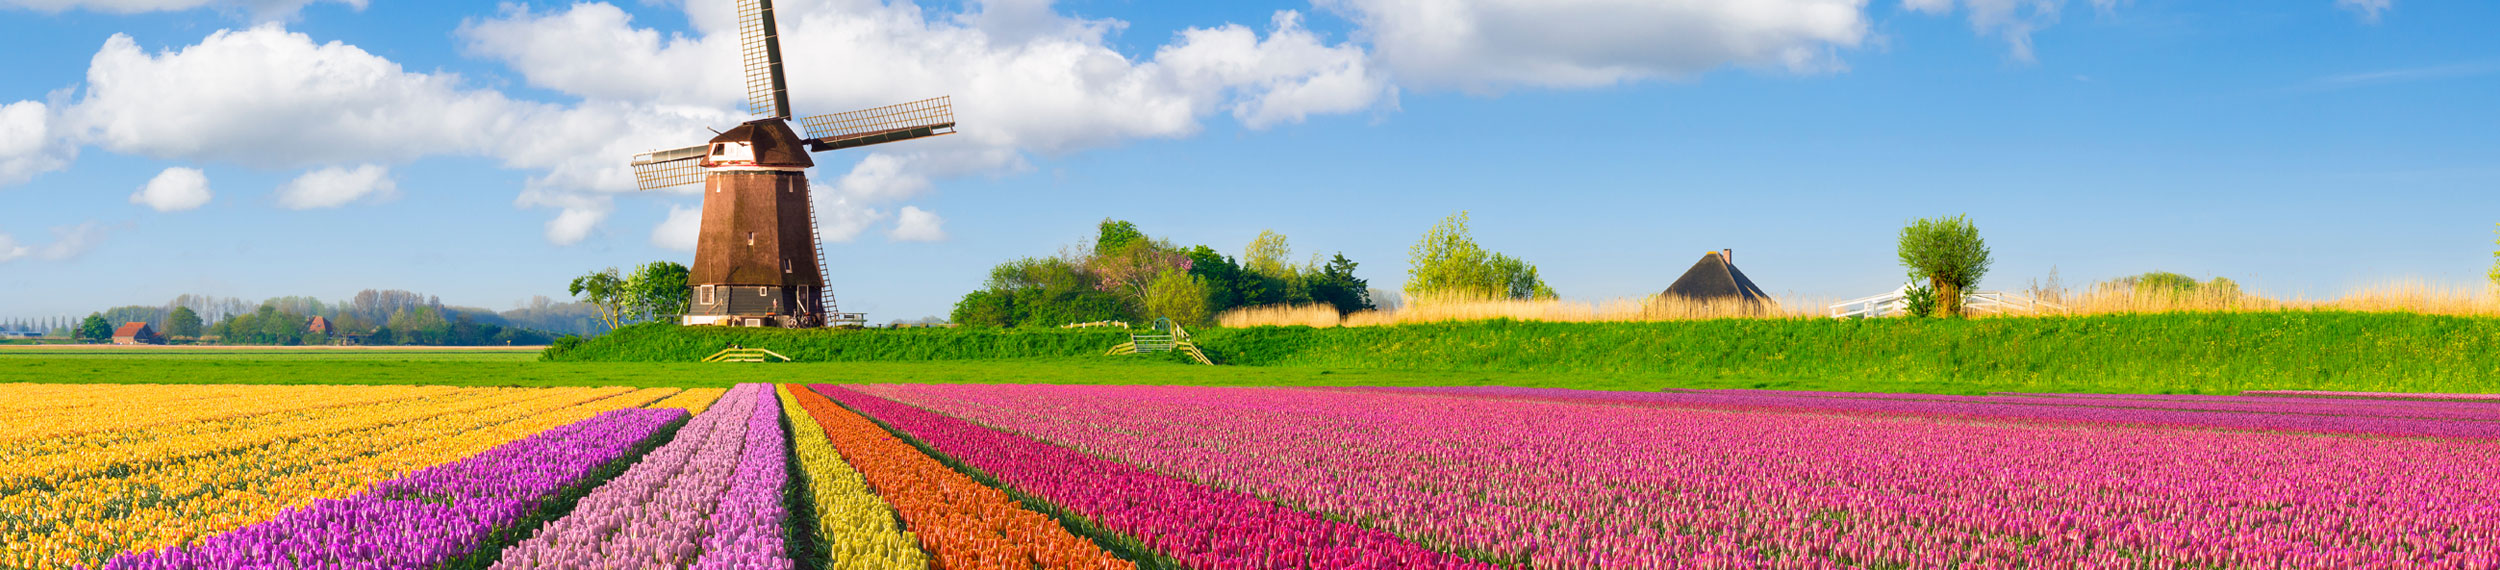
[857,384,2500,569]
[491,383,788,570]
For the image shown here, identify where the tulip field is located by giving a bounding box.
[6,382,2498,569]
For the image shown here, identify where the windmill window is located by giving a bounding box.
[783,259,792,274]
[758,287,769,297]
[747,232,755,246]
[699,285,715,305]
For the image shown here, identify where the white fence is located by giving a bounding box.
[1828,285,2066,318]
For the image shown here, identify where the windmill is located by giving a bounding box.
[629,0,956,328]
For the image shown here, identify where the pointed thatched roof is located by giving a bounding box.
[1662,250,1770,302]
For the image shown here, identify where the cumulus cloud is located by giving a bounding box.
[813,187,892,244]
[888,206,946,242]
[0,222,108,263]
[2336,0,2391,23]
[460,0,1395,241]
[0,0,367,22]
[68,27,525,169]
[1317,0,1869,91]
[275,164,393,209]
[130,167,212,211]
[1902,0,2065,62]
[651,204,702,251]
[0,100,75,187]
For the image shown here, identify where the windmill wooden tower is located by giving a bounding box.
[629,0,956,328]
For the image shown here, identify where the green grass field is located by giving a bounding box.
[10,311,2500,395]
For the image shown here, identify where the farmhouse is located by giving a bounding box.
[1662,249,1771,304]
[111,322,161,345]
[307,316,332,335]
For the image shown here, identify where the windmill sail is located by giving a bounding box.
[630,144,709,190]
[797,96,957,151]
[736,0,792,119]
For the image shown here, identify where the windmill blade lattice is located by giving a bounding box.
[629,145,710,191]
[798,97,957,148]
[736,0,792,119]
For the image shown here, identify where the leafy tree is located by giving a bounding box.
[1898,214,1993,317]
[948,290,1015,328]
[1185,246,1257,312]
[953,257,1129,327]
[165,306,203,339]
[1406,211,1552,301]
[1243,230,1295,278]
[78,314,112,342]
[1142,269,1212,326]
[1308,253,1374,314]
[1096,219,1146,253]
[302,331,330,346]
[569,268,629,332]
[624,261,691,323]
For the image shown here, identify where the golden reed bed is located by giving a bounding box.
[1217,282,2500,327]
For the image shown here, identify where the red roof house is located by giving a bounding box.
[112,322,161,345]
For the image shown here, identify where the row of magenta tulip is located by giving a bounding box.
[814,385,1493,570]
[1678,388,2500,422]
[785,384,1127,569]
[856,384,2500,569]
[491,383,789,569]
[1366,386,2500,438]
[90,406,686,569]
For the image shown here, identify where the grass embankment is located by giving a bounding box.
[7,312,2496,394]
[540,312,2500,394]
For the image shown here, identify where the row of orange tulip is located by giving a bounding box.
[784,385,1131,570]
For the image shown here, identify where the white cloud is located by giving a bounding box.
[0,100,75,187]
[1317,0,1870,91]
[888,206,947,242]
[461,1,1395,241]
[0,233,25,262]
[2336,0,2390,22]
[68,27,526,169]
[1900,0,2137,63]
[1,0,368,22]
[0,222,108,263]
[813,187,891,244]
[545,207,606,246]
[275,164,393,209]
[652,204,702,251]
[130,167,212,211]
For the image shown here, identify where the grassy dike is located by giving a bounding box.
[543,312,2500,394]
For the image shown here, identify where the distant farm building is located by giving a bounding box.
[1662,249,1772,304]
[307,316,332,335]
[112,322,161,345]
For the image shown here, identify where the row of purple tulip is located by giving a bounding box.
[858,383,2500,569]
[1366,386,2500,438]
[814,385,1492,570]
[490,383,789,570]
[92,407,687,570]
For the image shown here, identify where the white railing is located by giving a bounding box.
[1828,285,2066,318]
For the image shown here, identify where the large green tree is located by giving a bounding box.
[165,306,203,339]
[77,314,112,342]
[1898,214,1993,317]
[624,261,691,323]
[1308,253,1375,314]
[568,268,629,332]
[1406,211,1553,301]
[1142,269,1212,326]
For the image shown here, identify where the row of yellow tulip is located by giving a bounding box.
[775,384,929,569]
[0,386,499,491]
[0,383,454,443]
[0,385,683,570]
[649,387,729,415]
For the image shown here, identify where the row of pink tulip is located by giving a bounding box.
[490,383,788,570]
[814,385,1492,570]
[1375,386,2500,438]
[857,384,2500,569]
[1668,388,2500,422]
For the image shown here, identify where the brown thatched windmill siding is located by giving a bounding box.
[1662,249,1771,302]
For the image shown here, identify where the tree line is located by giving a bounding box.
[42,289,581,345]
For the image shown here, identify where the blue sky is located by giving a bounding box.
[1,0,2494,322]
